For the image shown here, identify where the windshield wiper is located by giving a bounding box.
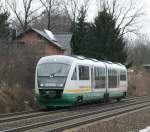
[38,75,50,77]
[49,69,62,77]
[38,75,67,77]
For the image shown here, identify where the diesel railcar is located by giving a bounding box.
[35,55,127,107]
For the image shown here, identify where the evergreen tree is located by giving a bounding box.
[93,7,127,62]
[72,5,127,63]
[84,7,127,63]
[72,6,88,55]
[0,8,10,41]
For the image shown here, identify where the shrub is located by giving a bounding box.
[0,42,44,113]
[128,68,150,96]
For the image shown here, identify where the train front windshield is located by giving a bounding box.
[37,63,70,89]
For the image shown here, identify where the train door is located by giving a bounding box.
[92,66,107,100]
[78,65,91,91]
[117,70,120,89]
[91,66,95,90]
[65,65,78,92]
[104,64,108,94]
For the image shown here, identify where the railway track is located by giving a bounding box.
[0,95,147,119]
[0,96,150,132]
[0,95,146,118]
[0,110,37,118]
[0,95,148,124]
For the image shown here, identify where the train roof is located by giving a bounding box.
[38,55,126,70]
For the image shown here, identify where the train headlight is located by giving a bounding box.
[59,84,63,87]
[40,84,44,87]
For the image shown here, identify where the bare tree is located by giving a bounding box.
[0,0,8,13]
[97,0,143,37]
[6,0,42,31]
[127,35,150,66]
[0,42,45,88]
[39,0,64,30]
[63,0,89,22]
[62,0,90,32]
[0,42,44,113]
[63,0,79,25]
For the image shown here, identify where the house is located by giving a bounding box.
[15,28,72,55]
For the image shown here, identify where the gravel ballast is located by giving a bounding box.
[64,107,150,132]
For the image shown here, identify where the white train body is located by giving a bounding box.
[35,55,127,107]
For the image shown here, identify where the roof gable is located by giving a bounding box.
[31,28,63,49]
[54,33,72,49]
[16,28,72,50]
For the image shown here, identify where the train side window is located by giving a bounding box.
[94,67,106,89]
[71,67,77,80]
[94,67,99,89]
[100,68,106,88]
[120,71,126,81]
[79,66,89,80]
[112,70,117,88]
[108,69,111,88]
[108,69,117,88]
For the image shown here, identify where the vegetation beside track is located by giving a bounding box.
[0,86,38,114]
[0,44,43,114]
[128,68,150,96]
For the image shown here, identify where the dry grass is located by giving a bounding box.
[0,43,43,114]
[128,68,150,96]
[0,83,39,114]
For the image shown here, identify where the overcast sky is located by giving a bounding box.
[87,0,150,39]
[4,0,150,39]
[141,0,150,37]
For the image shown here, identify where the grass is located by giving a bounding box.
[0,84,38,114]
[128,68,150,96]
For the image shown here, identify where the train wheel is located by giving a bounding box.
[75,96,83,106]
[117,98,121,102]
[45,106,52,110]
[123,92,127,98]
[104,93,110,103]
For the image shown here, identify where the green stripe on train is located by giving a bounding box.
[108,91,124,98]
[35,91,124,107]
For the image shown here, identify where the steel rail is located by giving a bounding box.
[0,110,36,118]
[0,95,149,124]
[49,101,150,132]
[3,96,150,132]
[0,95,145,118]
